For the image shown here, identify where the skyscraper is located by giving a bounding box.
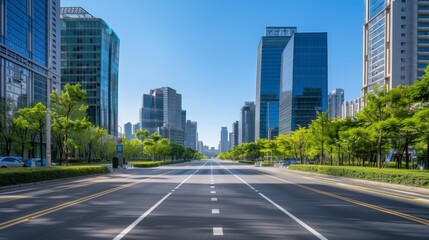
[255,27,297,140]
[279,32,328,135]
[0,0,60,156]
[231,121,239,148]
[220,127,228,153]
[363,0,428,96]
[133,123,141,136]
[239,101,255,144]
[1,0,61,111]
[124,122,133,140]
[61,7,120,136]
[328,89,344,119]
[140,87,183,145]
[185,120,197,150]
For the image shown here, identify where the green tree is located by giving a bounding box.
[51,83,91,165]
[307,112,331,165]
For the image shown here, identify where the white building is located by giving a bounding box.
[342,98,362,119]
[328,89,344,119]
[363,0,429,96]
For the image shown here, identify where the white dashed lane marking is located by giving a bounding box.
[213,227,223,236]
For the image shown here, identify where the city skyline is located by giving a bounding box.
[62,0,363,147]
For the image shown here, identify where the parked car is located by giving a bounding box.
[0,156,24,168]
[24,158,57,167]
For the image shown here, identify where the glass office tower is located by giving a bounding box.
[0,0,60,156]
[279,33,328,135]
[61,7,120,136]
[255,27,296,140]
[1,0,60,111]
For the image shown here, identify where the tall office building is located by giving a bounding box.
[231,121,239,148]
[140,87,183,145]
[133,122,141,136]
[279,33,328,135]
[363,0,429,96]
[0,0,61,155]
[220,127,228,153]
[124,122,133,140]
[239,101,255,144]
[1,0,61,111]
[185,120,197,150]
[181,110,186,132]
[255,27,297,140]
[61,7,120,136]
[328,88,344,119]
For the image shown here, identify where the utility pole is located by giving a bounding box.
[46,74,52,166]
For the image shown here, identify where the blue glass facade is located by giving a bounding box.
[279,33,328,134]
[1,0,51,112]
[255,27,296,140]
[368,0,386,20]
[61,7,120,136]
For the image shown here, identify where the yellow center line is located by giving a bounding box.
[0,169,175,230]
[265,168,429,206]
[0,172,139,205]
[249,169,429,227]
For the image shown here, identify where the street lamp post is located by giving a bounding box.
[46,75,52,167]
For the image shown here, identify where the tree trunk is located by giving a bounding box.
[405,138,410,169]
[39,128,44,166]
[377,133,382,168]
[426,136,429,170]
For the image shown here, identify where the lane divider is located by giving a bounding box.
[113,160,209,240]
[216,161,328,240]
[0,169,176,230]
[265,168,429,206]
[251,169,429,227]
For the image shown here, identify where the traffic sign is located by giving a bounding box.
[116,144,124,153]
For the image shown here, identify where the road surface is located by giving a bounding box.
[1,159,429,239]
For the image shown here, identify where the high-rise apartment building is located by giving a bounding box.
[61,7,120,136]
[181,110,186,133]
[328,88,344,119]
[220,127,228,153]
[279,33,328,135]
[255,27,297,140]
[185,120,197,150]
[239,101,255,144]
[133,123,141,135]
[0,0,61,156]
[342,98,362,119]
[124,122,133,140]
[363,0,429,96]
[140,87,183,145]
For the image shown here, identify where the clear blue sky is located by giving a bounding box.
[62,0,363,148]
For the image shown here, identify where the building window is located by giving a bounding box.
[401,42,406,46]
[401,16,406,20]
[401,58,406,62]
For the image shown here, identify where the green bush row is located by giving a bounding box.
[238,161,255,165]
[129,160,190,168]
[288,165,429,188]
[0,166,109,187]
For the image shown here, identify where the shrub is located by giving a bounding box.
[288,165,429,188]
[238,161,255,165]
[0,166,108,187]
[129,160,190,168]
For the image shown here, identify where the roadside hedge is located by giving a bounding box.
[0,166,109,187]
[288,165,429,188]
[129,160,190,168]
[238,161,255,165]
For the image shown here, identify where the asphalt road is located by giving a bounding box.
[1,159,429,239]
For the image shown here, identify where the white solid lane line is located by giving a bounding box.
[213,227,223,236]
[113,160,209,240]
[216,161,328,240]
[212,209,220,214]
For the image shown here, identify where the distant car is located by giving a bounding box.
[24,158,57,167]
[0,156,24,168]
